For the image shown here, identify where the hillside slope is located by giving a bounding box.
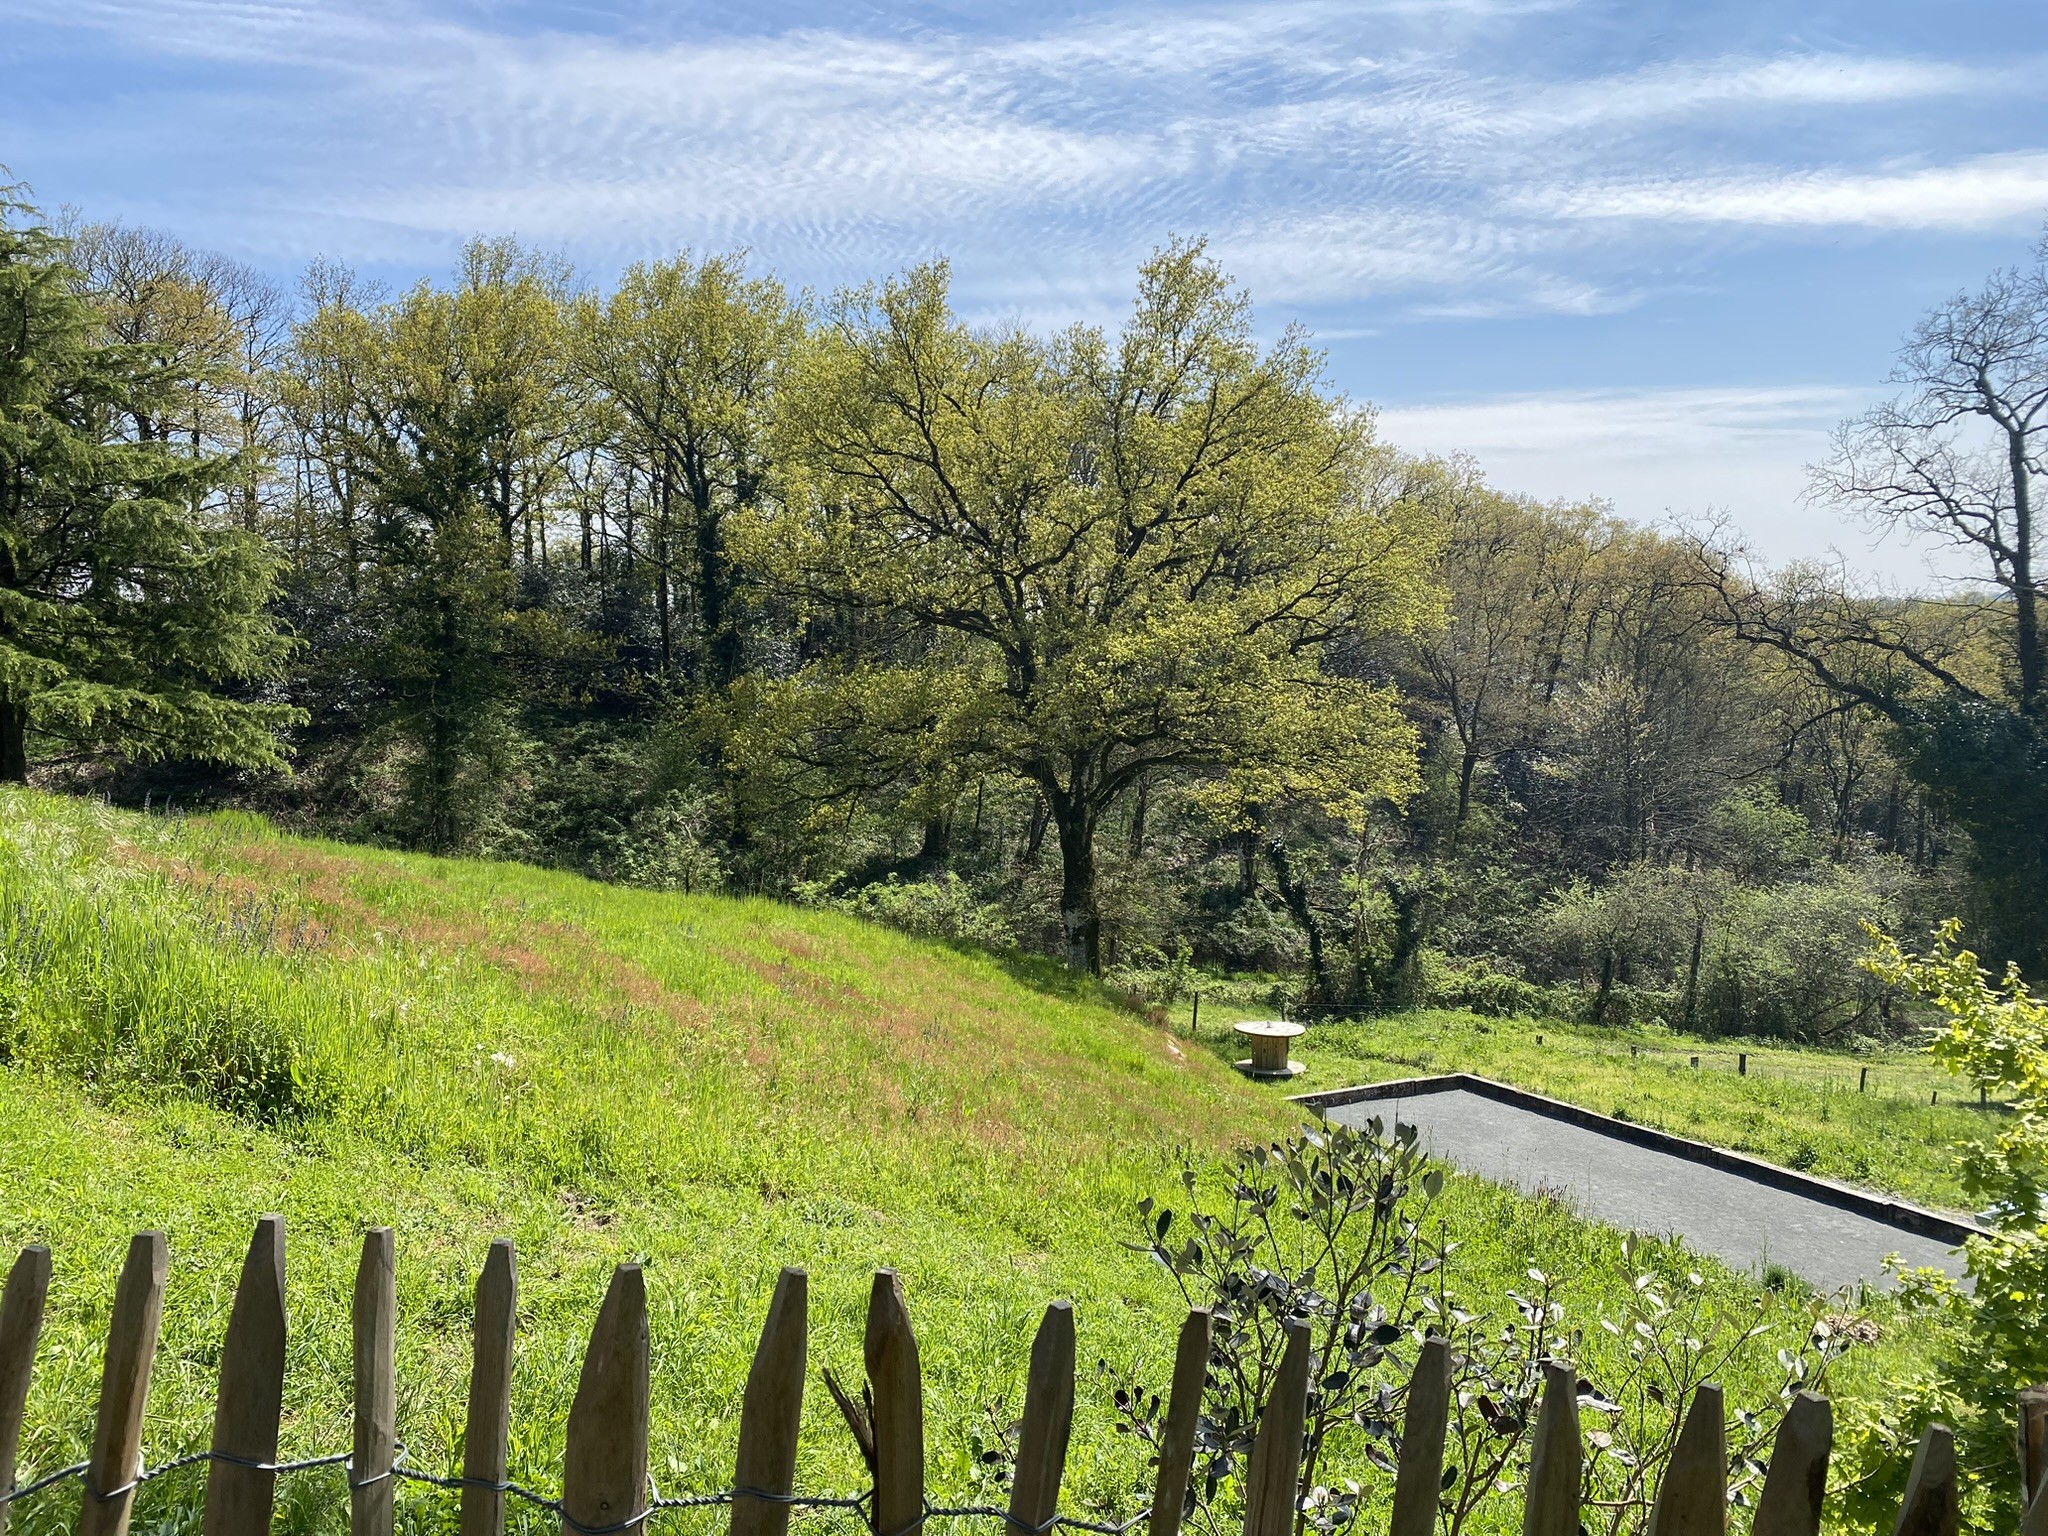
[0,788,1294,1528]
[0,791,1910,1536]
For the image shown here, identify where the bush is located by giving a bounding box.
[809,873,1017,949]
[1420,954,1553,1019]
[1111,1120,1850,1536]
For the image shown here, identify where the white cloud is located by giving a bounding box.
[1535,150,2048,231]
[1373,385,1926,570]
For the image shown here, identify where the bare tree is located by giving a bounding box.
[1813,237,2048,711]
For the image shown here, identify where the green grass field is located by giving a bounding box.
[0,790,1956,1535]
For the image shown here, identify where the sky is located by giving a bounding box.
[5,0,2047,580]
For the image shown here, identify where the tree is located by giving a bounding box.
[759,245,1442,971]
[573,254,799,687]
[0,190,296,783]
[282,243,568,849]
[1692,236,2048,972]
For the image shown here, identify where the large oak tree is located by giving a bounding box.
[753,244,1441,971]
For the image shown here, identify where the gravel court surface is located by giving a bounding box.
[1321,1087,1965,1293]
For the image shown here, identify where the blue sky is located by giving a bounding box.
[6,0,2047,577]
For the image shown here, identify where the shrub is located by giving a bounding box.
[811,873,1017,949]
[1110,1120,1849,1536]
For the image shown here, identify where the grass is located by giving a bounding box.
[0,790,1948,1535]
[1186,1002,1986,1213]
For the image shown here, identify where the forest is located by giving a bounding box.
[5,180,2046,1037]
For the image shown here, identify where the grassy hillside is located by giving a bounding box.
[0,791,1931,1535]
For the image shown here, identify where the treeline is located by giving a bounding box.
[5,182,2044,1032]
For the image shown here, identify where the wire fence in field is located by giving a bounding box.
[1178,996,1994,1109]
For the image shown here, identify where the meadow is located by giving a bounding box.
[0,790,1945,1534]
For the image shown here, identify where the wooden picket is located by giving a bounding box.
[1009,1301,1076,1536]
[562,1264,650,1536]
[204,1214,287,1536]
[0,1220,2013,1536]
[78,1233,165,1536]
[1147,1308,1213,1536]
[864,1270,924,1536]
[0,1246,47,1536]
[731,1267,808,1536]
[1752,1390,1831,1536]
[1388,1336,1451,1536]
[351,1229,397,1536]
[463,1237,518,1536]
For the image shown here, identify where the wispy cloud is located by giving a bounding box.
[1529,150,2048,231]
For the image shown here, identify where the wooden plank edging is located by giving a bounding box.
[1290,1073,1987,1247]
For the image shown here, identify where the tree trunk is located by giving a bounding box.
[2007,426,2042,714]
[0,699,26,784]
[1591,950,1615,1027]
[1454,742,1479,832]
[1265,839,1331,1003]
[1681,917,1705,1032]
[1051,800,1101,974]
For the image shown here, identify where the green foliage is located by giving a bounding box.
[803,872,1017,950]
[0,190,297,781]
[1824,923,2048,1527]
[752,243,1441,972]
[1123,1122,1850,1536]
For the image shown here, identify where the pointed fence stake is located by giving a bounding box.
[1242,1321,1311,1536]
[0,1246,49,1536]
[80,1234,167,1536]
[2020,1387,2048,1536]
[352,1229,397,1536]
[1147,1309,1213,1536]
[1646,1383,1726,1536]
[1752,1391,1832,1536]
[562,1264,649,1536]
[1522,1363,1581,1536]
[204,1215,288,1536]
[731,1268,808,1536]
[1010,1302,1076,1536]
[1890,1423,1956,1536]
[1390,1338,1453,1536]
[463,1241,518,1536]
[865,1271,925,1536]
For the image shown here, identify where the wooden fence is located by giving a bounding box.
[0,1217,2000,1536]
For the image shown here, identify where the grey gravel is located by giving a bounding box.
[1322,1087,1963,1294]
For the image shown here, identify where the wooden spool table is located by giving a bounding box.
[1232,1020,1305,1079]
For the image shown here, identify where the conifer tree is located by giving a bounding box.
[0,189,296,783]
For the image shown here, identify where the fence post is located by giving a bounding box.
[1859,1068,1868,1093]
[866,1271,924,1536]
[352,1229,397,1536]
[80,1233,167,1536]
[730,1268,807,1536]
[1389,1338,1452,1536]
[1890,1423,1956,1536]
[1010,1302,1076,1536]
[463,1240,518,1536]
[2020,1388,2048,1527]
[0,1246,49,1536]
[562,1264,649,1536]
[1242,1320,1310,1536]
[1522,1363,1580,1536]
[1645,1383,1725,1536]
[205,1214,288,1536]
[1146,1308,1213,1536]
[1753,1390,1831,1536]
[1738,1055,1747,1077]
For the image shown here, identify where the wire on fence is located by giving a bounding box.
[0,1447,1148,1536]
